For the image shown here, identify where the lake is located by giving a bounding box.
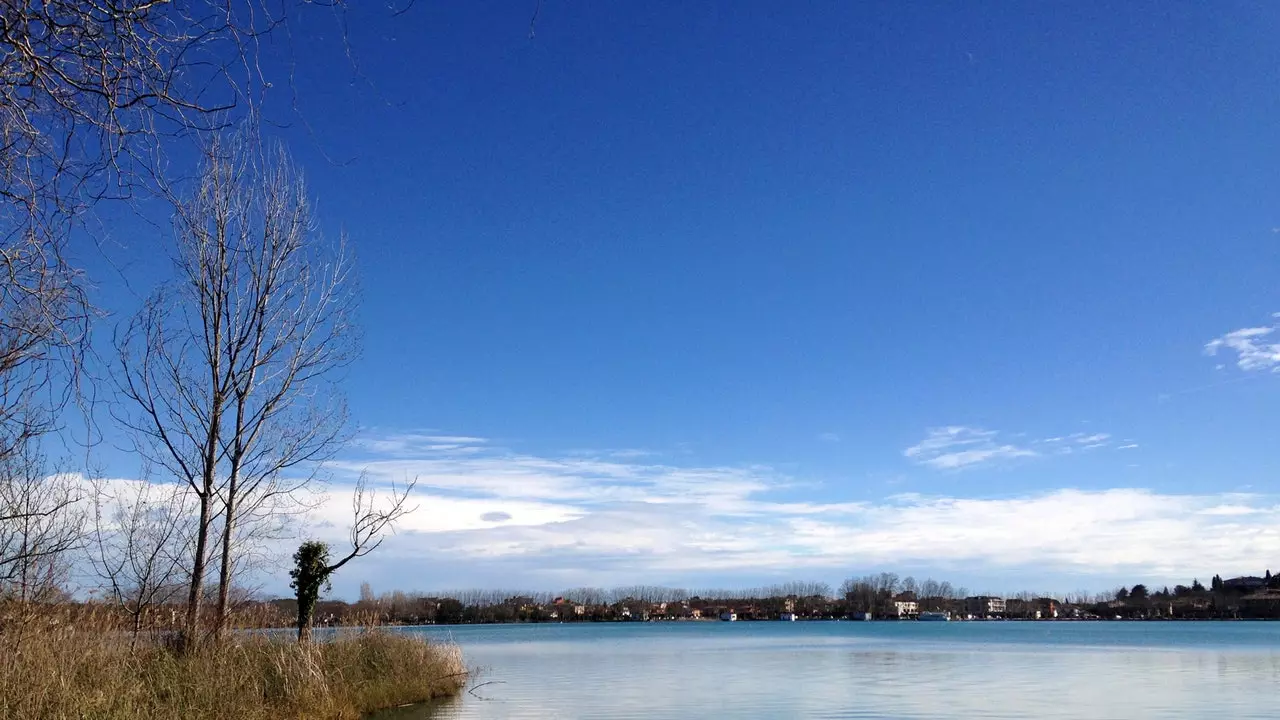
[376,621,1280,719]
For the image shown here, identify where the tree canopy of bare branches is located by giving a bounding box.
[0,0,293,461]
[0,438,80,600]
[88,473,190,643]
[115,132,357,645]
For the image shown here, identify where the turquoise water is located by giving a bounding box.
[379,621,1280,719]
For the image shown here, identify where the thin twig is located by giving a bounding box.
[529,0,543,39]
[468,679,507,700]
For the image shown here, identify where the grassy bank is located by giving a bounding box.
[0,610,466,720]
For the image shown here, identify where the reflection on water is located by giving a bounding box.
[375,623,1280,719]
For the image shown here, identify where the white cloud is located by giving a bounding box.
[817,432,841,443]
[1205,315,1280,372]
[263,432,1280,595]
[903,426,1035,469]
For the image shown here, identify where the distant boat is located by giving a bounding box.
[779,612,797,622]
[719,611,737,622]
[918,611,951,622]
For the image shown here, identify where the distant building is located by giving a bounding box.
[1034,598,1059,619]
[965,596,1006,617]
[1241,590,1280,619]
[893,601,918,618]
[1225,577,1268,592]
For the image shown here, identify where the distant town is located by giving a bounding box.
[277,570,1280,627]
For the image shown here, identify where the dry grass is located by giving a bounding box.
[0,605,466,720]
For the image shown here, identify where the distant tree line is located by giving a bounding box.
[272,567,1280,626]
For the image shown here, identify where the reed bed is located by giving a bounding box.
[0,604,466,720]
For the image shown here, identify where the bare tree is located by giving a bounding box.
[920,577,941,601]
[115,133,356,645]
[562,587,607,606]
[201,136,356,640]
[0,439,80,601]
[88,474,190,646]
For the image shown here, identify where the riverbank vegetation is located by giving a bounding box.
[0,604,465,720]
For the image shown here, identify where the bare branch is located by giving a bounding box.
[328,473,416,575]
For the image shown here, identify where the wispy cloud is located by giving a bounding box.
[903,426,1125,469]
[1042,432,1114,453]
[354,432,489,457]
[903,426,1035,469]
[1205,314,1280,372]
[817,432,841,443]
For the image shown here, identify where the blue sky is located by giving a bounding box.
[86,2,1280,598]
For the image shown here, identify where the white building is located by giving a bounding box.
[894,601,918,618]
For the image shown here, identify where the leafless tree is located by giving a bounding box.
[920,577,941,601]
[769,581,833,599]
[901,576,918,595]
[88,474,190,646]
[0,439,80,601]
[937,580,955,599]
[561,587,608,606]
[609,585,689,604]
[203,137,356,640]
[115,133,356,645]
[839,576,877,614]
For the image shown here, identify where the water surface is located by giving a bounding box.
[378,621,1280,719]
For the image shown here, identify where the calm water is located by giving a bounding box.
[376,621,1280,719]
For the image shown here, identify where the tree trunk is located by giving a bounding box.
[297,604,313,644]
[212,476,236,642]
[184,492,211,649]
[131,610,143,652]
[186,380,223,649]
